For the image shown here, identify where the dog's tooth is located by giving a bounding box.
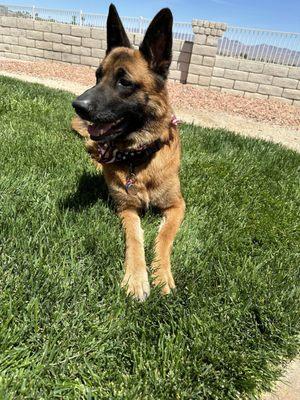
[100,129,104,135]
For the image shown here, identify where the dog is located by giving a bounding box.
[71,4,185,301]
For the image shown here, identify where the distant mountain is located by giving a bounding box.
[218,37,300,67]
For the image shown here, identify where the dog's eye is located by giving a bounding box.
[117,78,133,88]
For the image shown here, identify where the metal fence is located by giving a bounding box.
[0,4,194,41]
[1,4,300,66]
[218,26,300,67]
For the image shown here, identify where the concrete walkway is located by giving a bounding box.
[174,108,300,153]
[262,359,300,400]
[1,70,299,400]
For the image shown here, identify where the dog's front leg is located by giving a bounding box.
[152,198,185,294]
[119,208,150,301]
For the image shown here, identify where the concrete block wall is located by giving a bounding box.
[0,15,299,105]
[211,56,300,105]
[0,15,193,83]
[0,16,105,66]
[186,18,300,105]
[186,19,227,85]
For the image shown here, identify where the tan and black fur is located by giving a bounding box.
[72,4,185,301]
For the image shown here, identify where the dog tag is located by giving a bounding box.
[126,183,138,195]
[125,173,138,195]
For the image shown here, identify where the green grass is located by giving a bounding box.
[0,75,299,400]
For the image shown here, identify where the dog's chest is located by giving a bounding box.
[104,166,174,211]
[103,137,181,211]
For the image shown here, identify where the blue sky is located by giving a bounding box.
[2,0,300,32]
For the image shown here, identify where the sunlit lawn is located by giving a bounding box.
[0,76,299,399]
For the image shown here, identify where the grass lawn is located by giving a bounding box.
[0,75,299,400]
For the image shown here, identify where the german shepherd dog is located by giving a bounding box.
[72,4,185,301]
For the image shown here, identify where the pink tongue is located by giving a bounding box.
[88,122,114,137]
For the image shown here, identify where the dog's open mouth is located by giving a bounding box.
[87,118,125,141]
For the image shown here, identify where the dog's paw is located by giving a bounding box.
[152,269,175,295]
[121,270,150,302]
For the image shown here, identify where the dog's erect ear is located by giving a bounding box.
[106,4,131,54]
[139,8,173,79]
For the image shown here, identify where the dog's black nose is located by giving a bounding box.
[72,98,91,120]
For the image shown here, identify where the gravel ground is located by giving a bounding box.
[0,58,299,130]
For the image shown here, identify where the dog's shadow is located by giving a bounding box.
[60,172,112,211]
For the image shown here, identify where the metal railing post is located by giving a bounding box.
[139,16,143,34]
[80,10,83,26]
[32,5,35,20]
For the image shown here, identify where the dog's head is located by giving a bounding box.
[72,4,173,142]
